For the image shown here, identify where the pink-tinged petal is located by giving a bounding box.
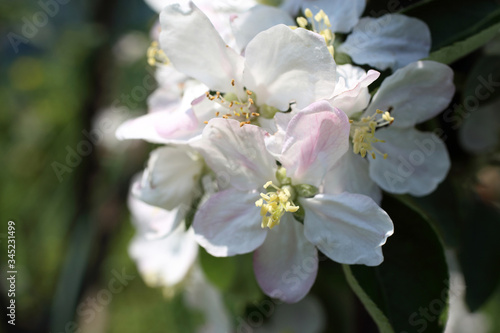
[159,1,244,92]
[243,25,336,110]
[115,108,200,143]
[330,65,380,117]
[365,61,455,128]
[280,101,350,187]
[254,214,318,303]
[192,118,277,191]
[128,177,184,238]
[369,127,450,196]
[302,193,393,266]
[231,5,295,52]
[340,14,431,70]
[324,148,382,205]
[193,189,267,257]
[133,146,204,210]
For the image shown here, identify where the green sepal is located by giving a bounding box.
[294,184,319,198]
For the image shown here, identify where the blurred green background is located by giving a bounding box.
[1,0,500,332]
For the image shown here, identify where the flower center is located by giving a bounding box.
[147,41,170,66]
[349,109,394,159]
[204,80,260,127]
[294,8,335,57]
[255,181,299,229]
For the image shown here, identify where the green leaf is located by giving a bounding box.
[403,181,461,247]
[401,0,500,51]
[343,265,395,333]
[464,55,500,105]
[426,22,500,64]
[457,194,500,311]
[344,195,449,333]
[198,247,237,291]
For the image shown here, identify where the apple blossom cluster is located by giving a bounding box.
[117,0,455,307]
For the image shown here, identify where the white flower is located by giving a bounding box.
[144,0,257,49]
[128,189,232,332]
[159,1,336,112]
[128,186,199,288]
[191,101,393,303]
[230,2,430,70]
[328,61,455,197]
[131,145,204,214]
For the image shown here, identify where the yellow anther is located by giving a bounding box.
[323,15,331,27]
[349,108,395,159]
[296,17,308,28]
[204,79,260,126]
[256,181,299,229]
[327,45,334,57]
[314,10,325,23]
[147,41,170,66]
[304,8,313,18]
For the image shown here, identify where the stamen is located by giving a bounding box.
[204,80,261,126]
[294,8,335,57]
[256,181,299,229]
[349,108,395,159]
[147,41,170,66]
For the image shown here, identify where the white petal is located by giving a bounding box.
[115,108,200,144]
[253,214,317,303]
[231,5,295,52]
[159,1,244,92]
[193,189,267,256]
[192,118,277,191]
[243,25,336,110]
[144,0,169,13]
[184,265,233,333]
[459,99,500,153]
[365,61,455,127]
[129,224,198,288]
[133,146,204,210]
[302,193,393,266]
[128,177,184,238]
[305,0,365,33]
[280,102,350,187]
[369,127,450,196]
[323,148,382,205]
[330,64,380,117]
[339,14,431,70]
